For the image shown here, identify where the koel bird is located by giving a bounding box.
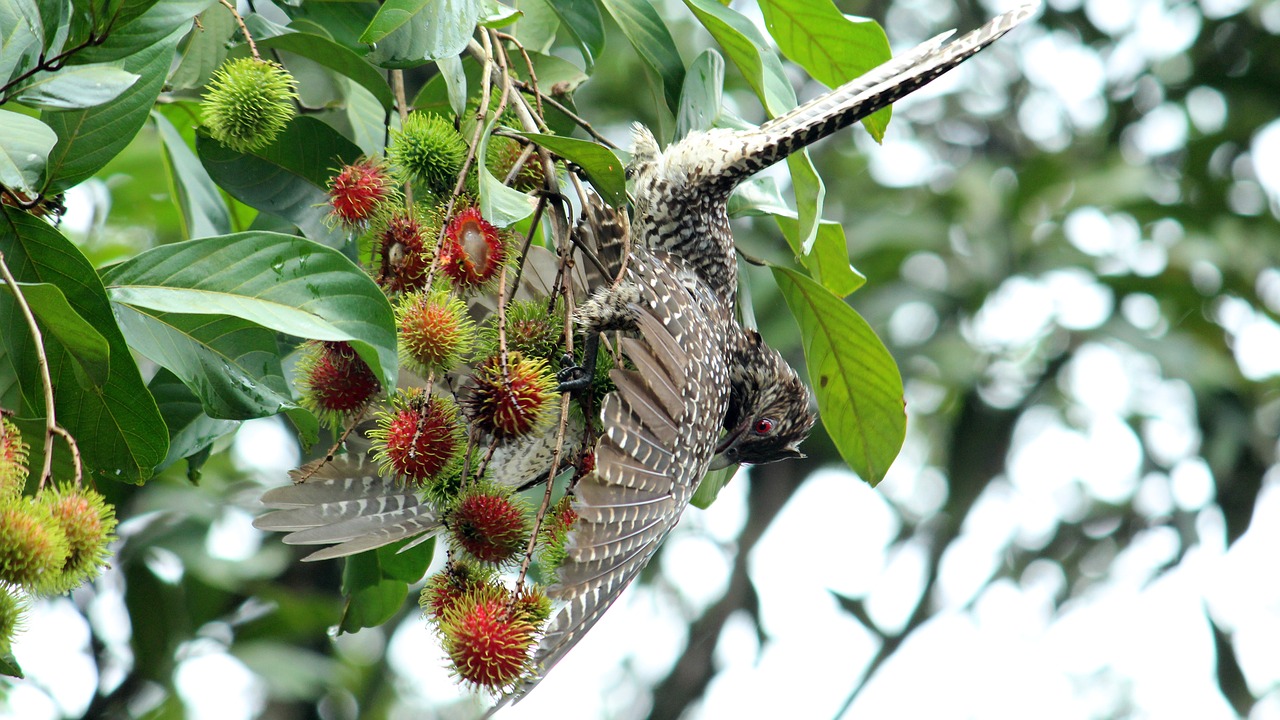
[256,1,1037,706]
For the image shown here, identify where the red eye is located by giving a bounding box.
[753,418,775,435]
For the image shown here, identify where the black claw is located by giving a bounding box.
[557,335,599,393]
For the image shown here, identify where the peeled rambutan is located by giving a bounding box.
[464,352,557,439]
[328,157,398,228]
[370,389,465,484]
[1,417,29,496]
[295,341,382,428]
[447,484,531,565]
[438,206,507,292]
[39,483,117,594]
[375,211,433,294]
[440,585,538,691]
[396,289,475,374]
[0,496,69,594]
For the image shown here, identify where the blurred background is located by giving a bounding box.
[5,0,1280,717]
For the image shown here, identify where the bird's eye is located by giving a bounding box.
[753,418,775,435]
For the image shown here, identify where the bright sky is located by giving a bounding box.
[7,0,1280,718]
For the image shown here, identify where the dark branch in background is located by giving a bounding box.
[646,458,811,719]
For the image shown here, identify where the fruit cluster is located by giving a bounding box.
[0,417,118,654]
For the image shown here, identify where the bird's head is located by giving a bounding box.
[710,329,816,470]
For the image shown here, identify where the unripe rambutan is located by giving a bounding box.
[438,207,508,292]
[486,136,545,192]
[327,157,399,228]
[375,211,433,294]
[370,389,465,484]
[464,352,558,439]
[439,585,537,691]
[447,484,531,565]
[0,583,27,651]
[0,496,69,594]
[38,483,117,594]
[396,289,475,374]
[511,585,551,626]
[389,112,468,197]
[295,341,382,428]
[538,495,578,573]
[202,57,298,153]
[1,418,29,497]
[420,560,497,623]
[479,299,563,362]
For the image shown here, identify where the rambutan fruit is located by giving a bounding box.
[464,352,557,439]
[396,289,475,374]
[389,112,468,197]
[479,299,563,362]
[486,136,545,192]
[369,389,465,485]
[295,341,382,428]
[447,484,531,565]
[375,211,433,294]
[327,157,399,228]
[0,584,27,651]
[438,206,508,292]
[38,484,117,594]
[1,418,29,497]
[538,494,578,573]
[420,560,497,623]
[439,584,538,691]
[0,496,69,594]
[201,57,298,153]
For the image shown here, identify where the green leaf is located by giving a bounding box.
[11,281,110,385]
[40,29,179,193]
[691,464,739,510]
[257,31,394,112]
[0,651,22,679]
[339,536,435,632]
[0,109,57,195]
[519,133,626,207]
[600,0,684,113]
[757,0,892,140]
[153,110,231,239]
[101,231,397,391]
[197,116,362,247]
[477,114,535,227]
[479,0,520,28]
[786,151,825,254]
[774,216,865,298]
[111,305,297,419]
[12,63,140,110]
[362,0,483,69]
[544,0,603,68]
[512,0,558,54]
[168,3,235,90]
[149,368,239,473]
[0,0,43,86]
[772,267,904,485]
[676,49,724,140]
[75,0,212,64]
[1,206,168,483]
[436,54,467,116]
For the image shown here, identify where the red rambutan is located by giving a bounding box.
[438,206,507,291]
[440,585,538,691]
[464,352,558,439]
[296,341,382,427]
[420,560,496,623]
[448,485,531,565]
[370,389,465,484]
[327,157,398,228]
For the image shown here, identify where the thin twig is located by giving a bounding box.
[218,0,260,60]
[391,70,413,207]
[0,251,82,487]
[510,79,618,149]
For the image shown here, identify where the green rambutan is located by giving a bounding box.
[295,341,382,428]
[0,418,29,497]
[389,112,468,197]
[0,496,69,594]
[201,57,298,153]
[486,136,546,192]
[464,352,558,439]
[479,299,564,362]
[396,289,475,374]
[38,483,117,594]
[0,584,27,651]
[369,389,465,485]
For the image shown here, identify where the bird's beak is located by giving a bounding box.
[708,421,748,471]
